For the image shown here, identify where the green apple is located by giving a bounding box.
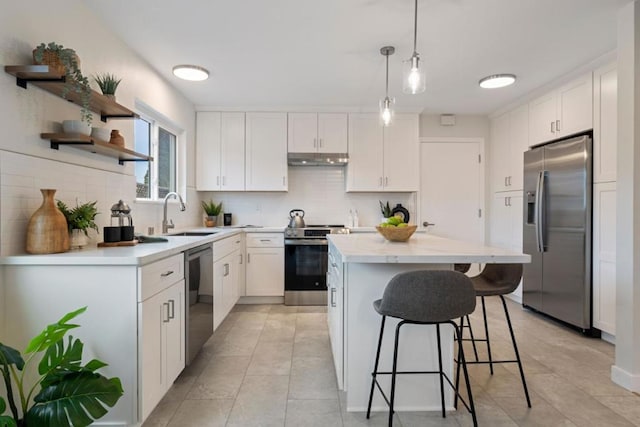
[397,223,408,228]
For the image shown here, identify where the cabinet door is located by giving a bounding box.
[346,114,383,191]
[288,113,318,153]
[164,280,185,386]
[246,112,288,191]
[593,182,616,334]
[213,258,225,330]
[557,73,593,138]
[508,104,529,191]
[507,194,524,300]
[489,193,512,249]
[318,113,348,153]
[220,112,246,191]
[529,92,557,145]
[383,114,419,191]
[593,64,617,183]
[139,292,166,420]
[196,112,222,191]
[490,113,510,192]
[246,247,284,296]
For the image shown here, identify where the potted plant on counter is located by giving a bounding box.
[201,200,222,227]
[0,307,123,427]
[379,200,393,223]
[57,200,99,249]
[93,73,122,101]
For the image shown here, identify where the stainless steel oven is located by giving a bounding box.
[284,226,347,305]
[185,243,213,365]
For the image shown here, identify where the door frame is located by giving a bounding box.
[418,137,487,244]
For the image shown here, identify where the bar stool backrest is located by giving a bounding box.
[478,264,523,294]
[377,270,476,323]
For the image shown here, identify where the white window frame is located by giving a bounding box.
[134,102,186,203]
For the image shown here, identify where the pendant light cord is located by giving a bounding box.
[385,52,389,97]
[413,0,418,54]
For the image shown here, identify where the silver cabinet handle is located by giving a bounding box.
[163,302,170,323]
[423,221,436,227]
[168,299,175,320]
[379,177,383,187]
[247,253,250,263]
[282,176,286,186]
[239,253,243,265]
[508,176,512,186]
[161,270,174,277]
[319,138,323,148]
[224,263,229,277]
[222,176,226,186]
[385,177,388,186]
[331,287,336,307]
[504,176,508,187]
[260,239,271,242]
[313,138,317,148]
[556,120,560,132]
[551,121,555,133]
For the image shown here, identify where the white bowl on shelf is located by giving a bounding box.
[62,120,91,136]
[91,127,111,142]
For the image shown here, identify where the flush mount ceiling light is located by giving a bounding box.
[403,0,426,94]
[479,74,516,89]
[172,65,209,81]
[380,46,396,127]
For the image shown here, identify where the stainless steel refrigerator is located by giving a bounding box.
[522,134,595,333]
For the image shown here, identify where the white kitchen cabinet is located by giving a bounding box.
[489,192,523,301]
[245,112,288,191]
[529,73,593,145]
[346,113,419,192]
[245,233,284,296]
[490,104,529,192]
[196,112,245,191]
[213,235,243,330]
[288,113,348,153]
[593,63,617,183]
[327,244,344,389]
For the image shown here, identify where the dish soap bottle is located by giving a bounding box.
[353,209,359,228]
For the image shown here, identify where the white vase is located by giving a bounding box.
[70,229,88,249]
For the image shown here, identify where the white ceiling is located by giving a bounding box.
[84,0,629,115]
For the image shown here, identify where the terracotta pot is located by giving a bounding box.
[204,216,217,227]
[26,189,70,254]
[109,130,125,147]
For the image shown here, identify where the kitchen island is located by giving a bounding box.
[326,232,530,413]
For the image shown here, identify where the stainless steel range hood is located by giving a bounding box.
[287,152,349,166]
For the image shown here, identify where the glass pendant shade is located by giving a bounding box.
[379,97,395,127]
[403,54,426,94]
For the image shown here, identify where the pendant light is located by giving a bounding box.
[403,0,426,94]
[380,46,395,127]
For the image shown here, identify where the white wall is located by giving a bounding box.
[0,0,201,254]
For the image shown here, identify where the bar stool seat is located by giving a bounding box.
[367,270,478,427]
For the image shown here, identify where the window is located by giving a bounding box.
[134,114,180,200]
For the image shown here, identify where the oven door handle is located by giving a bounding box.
[285,239,328,246]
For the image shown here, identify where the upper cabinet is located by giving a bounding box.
[196,112,246,191]
[490,104,529,192]
[529,73,593,145]
[246,112,288,191]
[593,63,617,183]
[346,113,419,192]
[288,113,348,153]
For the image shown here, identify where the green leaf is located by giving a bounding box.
[38,336,84,388]
[83,359,108,373]
[26,372,123,427]
[0,397,5,414]
[25,307,87,354]
[0,344,24,370]
[0,416,17,427]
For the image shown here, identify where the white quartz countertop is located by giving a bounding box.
[0,226,284,266]
[327,233,531,264]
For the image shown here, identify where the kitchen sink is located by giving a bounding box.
[168,231,217,236]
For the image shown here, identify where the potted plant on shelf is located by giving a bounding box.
[201,200,222,227]
[57,200,99,249]
[32,42,93,125]
[0,307,124,427]
[93,73,122,101]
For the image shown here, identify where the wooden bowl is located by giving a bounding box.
[375,224,417,242]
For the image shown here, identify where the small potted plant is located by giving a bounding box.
[57,200,99,249]
[93,73,122,101]
[0,307,123,426]
[201,200,222,227]
[33,42,92,125]
[379,200,393,223]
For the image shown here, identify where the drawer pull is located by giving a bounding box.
[168,299,175,320]
[161,270,174,277]
[260,239,271,242]
[331,288,336,307]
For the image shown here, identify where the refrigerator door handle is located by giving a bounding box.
[536,170,546,252]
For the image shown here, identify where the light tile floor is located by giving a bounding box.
[143,300,640,426]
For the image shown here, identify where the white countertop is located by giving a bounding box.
[0,226,284,266]
[327,232,531,264]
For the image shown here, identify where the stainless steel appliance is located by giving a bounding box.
[522,133,596,334]
[284,225,348,305]
[185,243,214,364]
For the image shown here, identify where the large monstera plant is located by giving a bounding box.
[0,307,123,427]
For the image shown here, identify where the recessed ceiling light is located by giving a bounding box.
[479,74,516,89]
[172,65,209,81]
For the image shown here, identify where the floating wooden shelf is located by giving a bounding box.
[5,65,139,122]
[41,133,152,165]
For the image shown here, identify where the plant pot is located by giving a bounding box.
[63,120,91,136]
[32,48,80,75]
[205,215,217,227]
[70,229,88,249]
[26,189,70,254]
[104,94,116,102]
[109,130,125,147]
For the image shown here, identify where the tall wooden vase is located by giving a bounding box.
[26,189,70,254]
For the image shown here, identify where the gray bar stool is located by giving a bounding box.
[457,263,532,408]
[366,270,478,427]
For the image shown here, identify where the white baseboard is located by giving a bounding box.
[505,293,522,304]
[601,331,616,345]
[237,296,284,304]
[611,364,640,392]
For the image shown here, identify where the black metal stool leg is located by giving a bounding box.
[436,324,446,418]
[388,321,404,427]
[367,316,386,418]
[454,322,462,409]
[500,295,532,408]
[481,296,494,374]
[465,314,480,361]
[455,323,478,427]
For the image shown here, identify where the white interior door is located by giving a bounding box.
[420,140,485,246]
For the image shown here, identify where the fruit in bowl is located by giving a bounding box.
[376,216,417,242]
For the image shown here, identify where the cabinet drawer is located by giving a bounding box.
[214,235,243,261]
[246,233,284,248]
[139,253,185,301]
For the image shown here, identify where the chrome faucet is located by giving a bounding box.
[162,192,186,234]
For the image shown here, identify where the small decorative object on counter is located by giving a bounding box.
[391,203,410,223]
[224,213,232,226]
[26,189,70,254]
[353,209,360,227]
[202,199,223,227]
[93,72,122,101]
[57,199,99,249]
[103,226,121,243]
[376,216,417,242]
[109,129,125,147]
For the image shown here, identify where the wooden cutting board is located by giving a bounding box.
[97,240,139,247]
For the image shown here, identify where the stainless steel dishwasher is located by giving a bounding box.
[185,243,213,365]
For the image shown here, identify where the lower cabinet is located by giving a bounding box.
[245,233,284,297]
[327,245,344,389]
[593,182,617,336]
[213,235,243,330]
